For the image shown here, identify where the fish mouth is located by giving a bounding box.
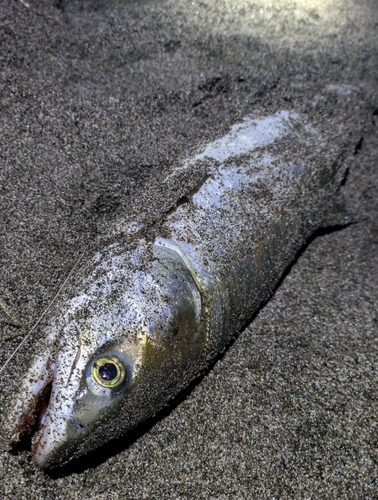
[10,368,54,448]
[6,324,85,468]
[15,366,78,469]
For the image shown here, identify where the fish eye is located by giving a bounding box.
[91,355,126,389]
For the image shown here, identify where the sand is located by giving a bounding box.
[0,0,378,498]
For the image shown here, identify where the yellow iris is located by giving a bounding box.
[91,355,126,389]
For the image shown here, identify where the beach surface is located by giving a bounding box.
[0,0,378,498]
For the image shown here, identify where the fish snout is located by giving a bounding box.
[31,412,84,468]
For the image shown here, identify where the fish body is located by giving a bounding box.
[1,106,354,468]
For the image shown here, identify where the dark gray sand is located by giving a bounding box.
[1,0,378,498]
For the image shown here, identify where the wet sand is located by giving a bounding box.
[1,0,378,498]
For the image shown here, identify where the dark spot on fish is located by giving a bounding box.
[71,419,85,433]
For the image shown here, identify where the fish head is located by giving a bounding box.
[12,240,205,468]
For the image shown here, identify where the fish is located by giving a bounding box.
[0,98,358,469]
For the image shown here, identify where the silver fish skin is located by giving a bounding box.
[2,107,354,468]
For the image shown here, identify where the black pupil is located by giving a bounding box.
[99,363,118,381]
